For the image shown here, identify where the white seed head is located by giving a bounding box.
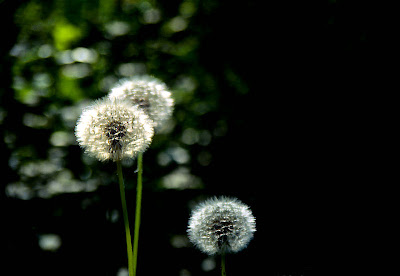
[108,76,174,129]
[75,98,154,162]
[187,196,256,255]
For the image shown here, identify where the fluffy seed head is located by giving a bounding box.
[108,76,174,129]
[187,196,256,255]
[75,98,154,162]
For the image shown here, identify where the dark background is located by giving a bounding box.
[1,0,372,275]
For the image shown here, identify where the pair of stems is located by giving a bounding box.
[116,153,143,276]
[118,154,226,276]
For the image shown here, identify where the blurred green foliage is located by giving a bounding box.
[6,0,228,200]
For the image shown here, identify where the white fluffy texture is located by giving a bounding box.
[75,98,154,162]
[108,76,174,129]
[187,197,256,255]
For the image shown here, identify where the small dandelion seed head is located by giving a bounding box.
[75,98,154,162]
[108,75,174,130]
[187,196,256,255]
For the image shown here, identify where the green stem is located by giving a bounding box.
[221,252,226,276]
[116,161,134,276]
[132,152,143,276]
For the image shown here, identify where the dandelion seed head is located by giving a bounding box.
[109,75,174,129]
[75,98,154,162]
[187,196,256,255]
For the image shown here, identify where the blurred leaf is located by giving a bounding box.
[56,74,84,101]
[14,87,36,105]
[52,20,82,51]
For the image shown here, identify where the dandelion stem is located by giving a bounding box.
[221,252,226,276]
[116,161,134,276]
[133,152,143,276]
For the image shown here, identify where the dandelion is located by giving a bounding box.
[187,196,256,275]
[108,75,174,129]
[75,97,154,162]
[75,97,154,276]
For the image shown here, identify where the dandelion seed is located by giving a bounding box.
[187,196,256,255]
[109,75,174,129]
[75,98,154,162]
